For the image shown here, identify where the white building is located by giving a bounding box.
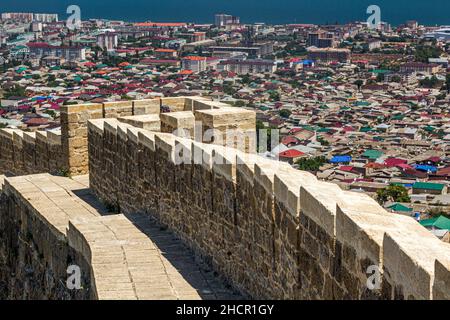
[181,56,207,73]
[217,59,277,75]
[96,32,118,51]
[214,14,240,27]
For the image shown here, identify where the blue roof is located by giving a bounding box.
[415,165,437,173]
[330,155,352,163]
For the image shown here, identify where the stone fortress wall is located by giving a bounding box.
[0,97,255,177]
[0,96,449,299]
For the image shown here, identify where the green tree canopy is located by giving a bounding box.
[279,109,291,118]
[376,185,411,204]
[295,156,327,172]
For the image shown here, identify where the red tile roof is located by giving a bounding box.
[278,149,304,158]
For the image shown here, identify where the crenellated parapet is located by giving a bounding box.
[85,117,450,300]
[0,128,64,176]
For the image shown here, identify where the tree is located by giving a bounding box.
[279,109,291,118]
[419,76,441,88]
[223,85,236,96]
[354,80,364,91]
[3,85,26,98]
[295,156,327,172]
[317,136,330,146]
[240,74,251,84]
[269,91,280,101]
[414,45,442,63]
[234,100,245,107]
[390,75,402,83]
[376,185,411,204]
[376,73,385,82]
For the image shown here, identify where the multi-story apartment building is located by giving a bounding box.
[1,13,58,23]
[400,62,441,74]
[307,31,335,48]
[217,59,277,75]
[27,42,86,61]
[211,42,273,58]
[96,32,118,51]
[33,13,59,23]
[214,14,240,27]
[307,47,351,63]
[1,13,33,22]
[181,56,207,73]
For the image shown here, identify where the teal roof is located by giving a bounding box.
[371,69,391,74]
[360,126,373,132]
[412,182,445,191]
[392,114,404,120]
[362,149,383,159]
[420,216,450,230]
[387,203,413,212]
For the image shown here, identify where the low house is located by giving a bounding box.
[387,203,413,214]
[278,149,305,164]
[412,182,447,195]
[420,216,450,242]
[330,155,352,164]
[362,149,383,161]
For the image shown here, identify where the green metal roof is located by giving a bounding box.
[412,182,445,191]
[387,203,413,212]
[360,126,373,132]
[371,69,391,74]
[420,216,450,230]
[362,149,383,159]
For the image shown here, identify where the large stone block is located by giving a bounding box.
[132,99,160,115]
[118,114,161,131]
[160,111,195,138]
[103,101,133,118]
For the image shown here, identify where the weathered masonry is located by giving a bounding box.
[0,97,449,300]
[0,97,256,177]
[0,174,240,299]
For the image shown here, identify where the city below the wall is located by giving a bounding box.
[0,10,449,301]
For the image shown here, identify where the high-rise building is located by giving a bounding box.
[307,31,335,48]
[33,13,59,23]
[96,32,118,51]
[181,56,207,73]
[1,13,33,22]
[214,14,240,27]
[1,12,58,23]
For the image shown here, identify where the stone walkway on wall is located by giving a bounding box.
[73,213,243,299]
[3,173,242,300]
